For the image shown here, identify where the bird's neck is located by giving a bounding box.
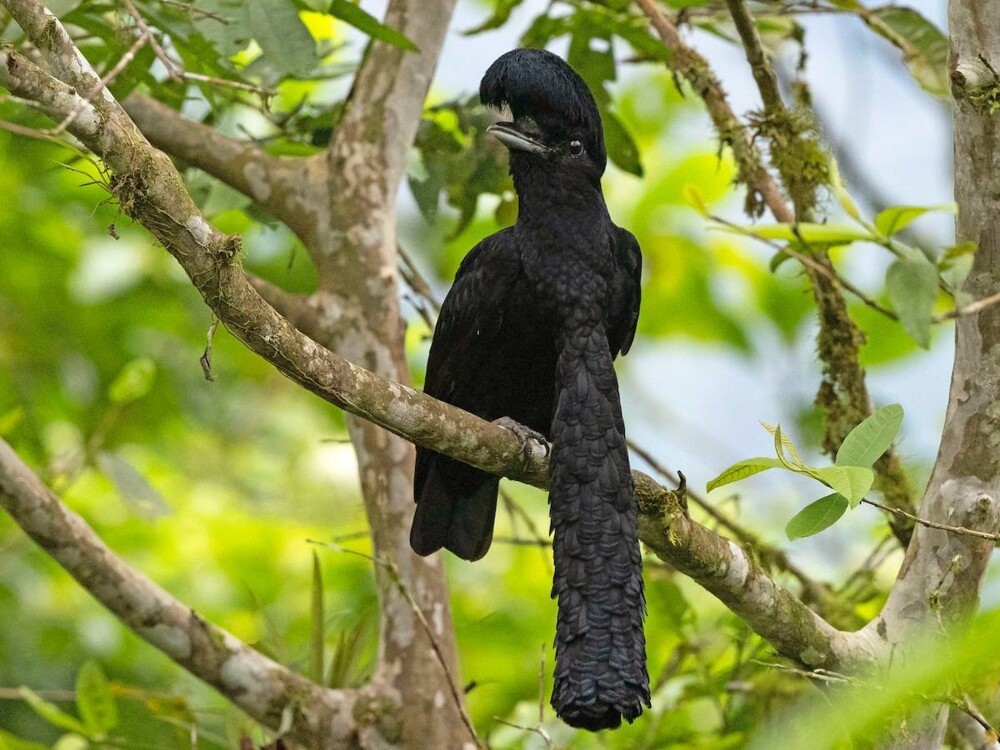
[510,161,608,228]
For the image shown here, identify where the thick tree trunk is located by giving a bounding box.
[860,4,1000,746]
[304,1,470,746]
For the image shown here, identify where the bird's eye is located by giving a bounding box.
[569,139,584,156]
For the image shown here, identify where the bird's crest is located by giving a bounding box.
[480,48,606,173]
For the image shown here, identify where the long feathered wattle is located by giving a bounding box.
[478,47,649,730]
[479,48,607,174]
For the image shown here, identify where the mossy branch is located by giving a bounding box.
[723,0,916,541]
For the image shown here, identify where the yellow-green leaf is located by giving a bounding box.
[706,457,783,492]
[18,688,86,735]
[108,358,157,404]
[811,466,874,507]
[874,204,955,237]
[76,661,117,736]
[310,551,325,684]
[732,223,871,245]
[0,729,49,750]
[760,421,804,467]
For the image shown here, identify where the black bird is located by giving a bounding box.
[410,48,649,731]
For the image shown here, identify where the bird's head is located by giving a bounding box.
[480,48,606,187]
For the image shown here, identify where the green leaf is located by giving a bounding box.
[786,493,849,540]
[327,618,369,688]
[706,457,783,492]
[732,223,871,244]
[836,404,904,468]
[886,257,938,348]
[603,110,643,177]
[760,421,804,467]
[941,241,977,262]
[874,204,955,236]
[0,729,49,750]
[0,407,24,436]
[247,0,318,76]
[829,157,863,223]
[328,0,418,51]
[865,7,949,98]
[768,250,792,272]
[75,661,117,736]
[462,0,525,35]
[108,358,157,404]
[193,0,253,60]
[17,688,87,735]
[310,551,325,684]
[811,466,874,507]
[51,736,87,750]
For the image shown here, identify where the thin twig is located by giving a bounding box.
[154,0,228,22]
[861,499,1000,541]
[499,488,551,556]
[122,0,179,79]
[47,31,150,136]
[538,644,545,726]
[838,533,895,600]
[750,659,856,685]
[398,244,441,314]
[492,535,550,547]
[958,693,999,741]
[308,540,482,748]
[633,0,793,222]
[492,717,553,749]
[724,0,784,113]
[627,439,828,601]
[935,290,1000,322]
[180,71,277,97]
[0,118,59,141]
[122,0,276,98]
[708,213,899,321]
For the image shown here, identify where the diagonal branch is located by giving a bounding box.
[633,0,791,221]
[0,42,850,675]
[121,93,317,243]
[0,440,360,747]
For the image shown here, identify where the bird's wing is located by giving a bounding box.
[423,227,522,403]
[608,226,642,357]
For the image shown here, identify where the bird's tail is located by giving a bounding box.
[411,450,500,562]
[548,323,649,731]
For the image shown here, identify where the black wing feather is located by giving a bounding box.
[608,226,642,358]
[412,229,521,561]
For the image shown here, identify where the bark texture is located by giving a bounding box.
[856,3,1000,745]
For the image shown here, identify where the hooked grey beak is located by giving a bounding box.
[486,122,551,155]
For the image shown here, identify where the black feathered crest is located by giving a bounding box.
[480,48,607,174]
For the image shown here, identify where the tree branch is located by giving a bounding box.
[0,440,365,747]
[633,0,791,221]
[121,93,316,243]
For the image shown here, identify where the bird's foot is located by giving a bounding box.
[493,417,551,461]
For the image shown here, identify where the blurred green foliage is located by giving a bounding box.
[0,0,976,747]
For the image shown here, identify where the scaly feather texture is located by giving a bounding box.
[411,48,648,729]
[549,319,648,729]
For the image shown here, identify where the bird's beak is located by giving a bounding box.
[487,122,551,155]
